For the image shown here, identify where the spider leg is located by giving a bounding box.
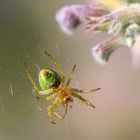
[62,102,68,118]
[53,112,64,120]
[71,92,95,108]
[24,63,40,94]
[39,89,53,95]
[70,88,100,94]
[65,64,76,87]
[47,100,64,124]
[45,51,65,85]
[36,94,54,101]
[24,63,54,96]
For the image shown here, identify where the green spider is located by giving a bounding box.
[24,51,100,124]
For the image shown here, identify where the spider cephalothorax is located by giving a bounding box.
[24,51,100,124]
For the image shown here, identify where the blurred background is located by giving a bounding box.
[0,1,140,140]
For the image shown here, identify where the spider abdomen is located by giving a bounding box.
[38,69,61,90]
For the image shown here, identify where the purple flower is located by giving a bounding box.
[55,5,108,35]
[131,35,140,66]
[92,37,120,64]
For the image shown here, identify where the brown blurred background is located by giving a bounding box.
[0,1,140,140]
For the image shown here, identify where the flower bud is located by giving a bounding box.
[92,37,119,64]
[55,5,108,35]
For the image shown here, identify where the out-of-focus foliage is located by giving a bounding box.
[123,0,140,3]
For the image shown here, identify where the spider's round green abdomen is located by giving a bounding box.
[38,69,61,90]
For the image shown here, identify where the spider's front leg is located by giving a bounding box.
[24,63,54,96]
[24,63,40,94]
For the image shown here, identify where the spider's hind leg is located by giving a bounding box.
[62,103,68,118]
[47,100,64,124]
